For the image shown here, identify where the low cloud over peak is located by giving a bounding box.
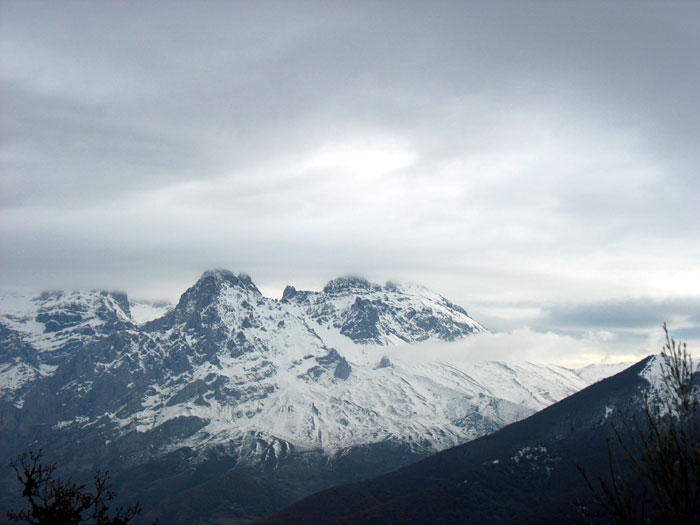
[1,2,698,363]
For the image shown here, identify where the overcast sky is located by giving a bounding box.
[1,1,699,364]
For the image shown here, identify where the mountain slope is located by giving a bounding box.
[258,357,662,524]
[0,290,133,403]
[0,272,593,461]
[0,271,626,523]
[282,276,484,345]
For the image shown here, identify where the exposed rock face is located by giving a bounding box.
[0,290,134,403]
[340,297,381,343]
[0,272,491,458]
[0,271,618,523]
[283,276,485,345]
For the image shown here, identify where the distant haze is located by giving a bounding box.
[1,2,698,363]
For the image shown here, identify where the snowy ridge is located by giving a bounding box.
[638,353,700,416]
[0,290,133,402]
[129,300,173,324]
[575,362,631,385]
[283,276,485,345]
[0,271,628,466]
[134,356,590,457]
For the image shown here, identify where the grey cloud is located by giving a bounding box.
[541,298,700,331]
[4,2,698,209]
[1,81,224,208]
[1,1,699,348]
[674,326,700,341]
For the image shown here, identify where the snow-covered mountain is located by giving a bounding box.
[128,299,173,325]
[0,289,133,403]
[259,356,666,524]
[282,276,484,345]
[0,270,629,522]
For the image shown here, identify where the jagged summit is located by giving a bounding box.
[281,285,299,301]
[322,276,380,295]
[282,275,485,344]
[144,269,264,334]
[201,268,236,279]
[281,276,379,303]
[13,289,133,338]
[37,288,131,306]
[196,269,261,295]
[0,274,632,523]
[173,269,261,308]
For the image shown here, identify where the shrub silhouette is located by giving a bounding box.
[7,450,141,524]
[579,324,700,524]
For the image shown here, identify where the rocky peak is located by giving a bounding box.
[322,276,380,296]
[177,270,260,308]
[199,269,261,295]
[340,297,381,343]
[146,270,261,333]
[276,275,486,345]
[281,285,298,301]
[34,290,132,334]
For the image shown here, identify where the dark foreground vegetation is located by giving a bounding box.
[579,324,700,524]
[7,450,141,524]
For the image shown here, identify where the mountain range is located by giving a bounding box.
[0,270,628,522]
[259,356,670,524]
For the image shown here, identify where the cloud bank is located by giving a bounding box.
[386,326,672,369]
[1,2,698,361]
